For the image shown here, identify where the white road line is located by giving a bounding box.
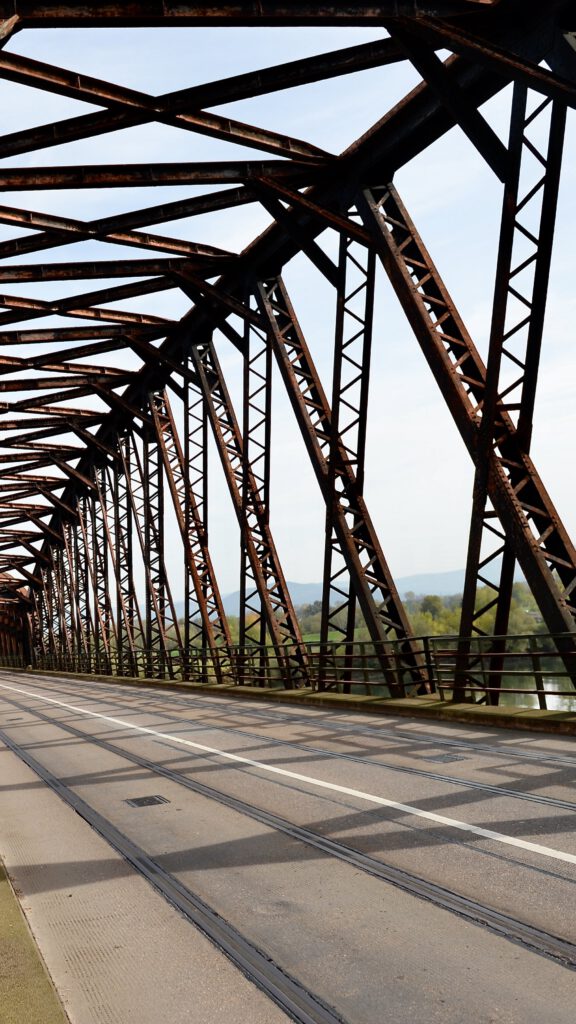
[1,678,575,867]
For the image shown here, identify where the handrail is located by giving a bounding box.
[1,631,574,710]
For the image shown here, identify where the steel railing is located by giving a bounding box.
[2,632,575,710]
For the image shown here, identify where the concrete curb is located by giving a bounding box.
[6,666,576,736]
[0,860,69,1024]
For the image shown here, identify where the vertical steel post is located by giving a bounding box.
[148,389,232,682]
[91,471,115,674]
[183,364,210,675]
[320,214,376,690]
[240,302,273,670]
[457,87,567,701]
[256,274,426,696]
[359,183,576,666]
[109,451,142,676]
[75,496,94,671]
[119,430,184,679]
[190,337,308,688]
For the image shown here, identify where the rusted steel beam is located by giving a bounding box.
[250,177,373,246]
[0,161,319,191]
[93,466,140,672]
[181,362,211,677]
[0,367,128,392]
[0,12,553,602]
[0,392,105,415]
[29,43,529,527]
[68,425,120,462]
[0,14,19,46]
[190,338,308,686]
[54,535,75,659]
[0,326,166,346]
[0,373,132,392]
[125,332,202,387]
[0,417,100,432]
[0,3,495,28]
[0,257,232,282]
[0,435,82,449]
[15,442,83,454]
[0,501,55,514]
[77,492,114,673]
[0,52,331,163]
[36,487,77,519]
[160,37,407,109]
[257,276,426,696]
[0,202,242,261]
[238,305,273,655]
[343,16,555,176]
[0,353,131,375]
[149,389,232,678]
[157,34,552,378]
[54,461,98,492]
[0,513,51,532]
[89,381,156,430]
[0,473,65,484]
[0,489,49,504]
[359,184,576,643]
[0,188,255,262]
[37,564,57,653]
[0,452,60,463]
[389,22,508,178]
[108,456,142,676]
[2,42,339,114]
[320,221,376,691]
[74,499,94,666]
[176,269,263,338]
[406,15,576,108]
[119,431,183,679]
[457,86,567,698]
[0,278,174,328]
[26,46,541,606]
[0,105,330,165]
[249,187,340,285]
[176,283,248,355]
[61,522,89,663]
[0,529,48,539]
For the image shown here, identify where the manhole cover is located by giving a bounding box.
[125,795,170,808]
[423,753,465,764]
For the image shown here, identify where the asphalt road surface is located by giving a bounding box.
[1,670,575,1024]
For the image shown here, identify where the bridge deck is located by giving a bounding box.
[1,670,575,1023]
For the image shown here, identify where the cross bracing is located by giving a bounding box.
[0,1,575,701]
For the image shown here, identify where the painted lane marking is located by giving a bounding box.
[1,680,575,867]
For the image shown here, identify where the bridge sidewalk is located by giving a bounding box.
[0,739,291,1024]
[0,858,68,1024]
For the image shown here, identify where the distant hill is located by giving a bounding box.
[222,581,325,615]
[175,582,324,619]
[396,569,469,596]
[175,567,524,618]
[395,566,524,597]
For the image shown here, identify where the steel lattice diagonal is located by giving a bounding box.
[0,1,573,698]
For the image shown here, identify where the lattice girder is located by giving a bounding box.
[0,3,572,691]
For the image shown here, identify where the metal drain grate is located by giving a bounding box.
[422,753,466,764]
[125,795,170,808]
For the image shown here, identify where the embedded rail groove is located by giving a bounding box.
[39,672,576,769]
[0,726,347,1024]
[5,673,576,813]
[1,698,576,972]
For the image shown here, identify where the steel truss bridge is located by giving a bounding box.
[0,1,575,702]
